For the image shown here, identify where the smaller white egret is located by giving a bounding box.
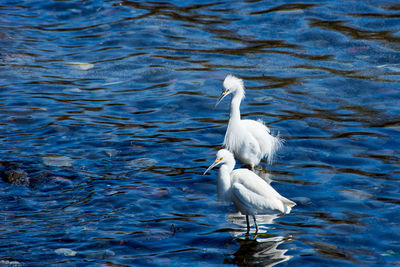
[204,149,295,234]
[216,74,283,169]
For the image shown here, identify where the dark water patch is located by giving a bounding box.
[250,3,319,15]
[309,18,400,43]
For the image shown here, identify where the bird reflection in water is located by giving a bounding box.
[225,213,293,267]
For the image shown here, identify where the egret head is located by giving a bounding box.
[216,74,245,107]
[203,149,235,175]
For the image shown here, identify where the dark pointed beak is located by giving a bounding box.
[203,158,222,175]
[215,90,229,107]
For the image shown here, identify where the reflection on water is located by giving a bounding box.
[225,213,292,266]
[1,0,400,266]
[227,235,292,267]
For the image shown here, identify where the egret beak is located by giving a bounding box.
[203,157,223,175]
[215,89,230,107]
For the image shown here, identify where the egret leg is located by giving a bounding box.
[252,215,258,234]
[246,215,250,234]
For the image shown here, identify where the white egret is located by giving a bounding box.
[216,74,283,169]
[204,149,295,233]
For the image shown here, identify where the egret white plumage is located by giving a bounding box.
[216,74,282,169]
[204,149,295,233]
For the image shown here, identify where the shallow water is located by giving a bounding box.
[1,0,400,266]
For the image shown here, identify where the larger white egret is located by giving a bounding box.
[216,74,283,169]
[204,149,295,233]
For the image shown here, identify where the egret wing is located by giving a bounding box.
[232,183,286,215]
[242,119,282,164]
[224,122,260,164]
[232,169,295,214]
[242,119,270,134]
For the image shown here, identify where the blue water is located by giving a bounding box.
[1,0,400,266]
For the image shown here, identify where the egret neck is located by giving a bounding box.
[218,163,234,202]
[229,90,244,122]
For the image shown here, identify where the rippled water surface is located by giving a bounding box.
[1,0,400,266]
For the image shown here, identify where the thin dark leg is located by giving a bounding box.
[246,215,250,234]
[252,215,258,234]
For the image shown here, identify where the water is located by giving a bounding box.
[1,0,400,266]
